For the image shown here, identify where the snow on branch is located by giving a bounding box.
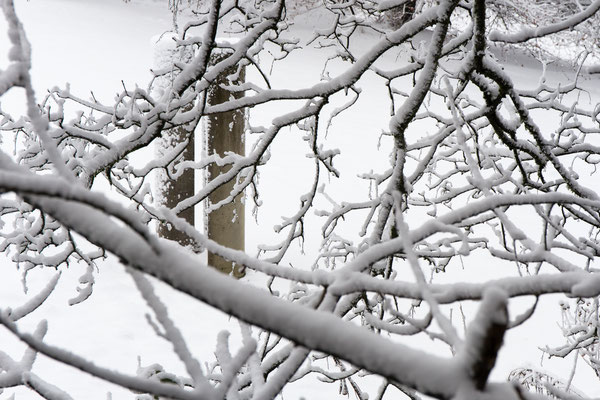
[489,0,600,44]
[0,312,211,400]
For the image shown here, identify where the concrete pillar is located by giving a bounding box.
[153,37,246,277]
[205,49,245,278]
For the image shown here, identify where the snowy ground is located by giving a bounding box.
[1,1,600,399]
